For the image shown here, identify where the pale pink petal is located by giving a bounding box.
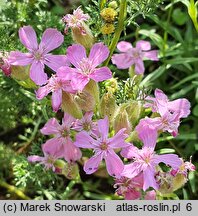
[111,53,134,69]
[88,43,109,67]
[134,59,145,74]
[122,162,142,179]
[143,50,158,61]
[120,145,139,159]
[136,40,151,51]
[117,41,133,52]
[136,122,158,149]
[28,155,43,163]
[84,153,103,174]
[89,67,112,82]
[153,154,182,170]
[143,167,158,191]
[40,28,64,53]
[9,51,33,66]
[57,66,78,80]
[71,74,90,91]
[36,85,51,100]
[63,138,82,162]
[168,98,190,118]
[42,138,64,158]
[40,118,60,135]
[66,44,86,68]
[74,131,98,148]
[155,88,168,102]
[19,26,38,51]
[44,54,69,72]
[109,128,129,148]
[61,81,76,94]
[52,89,62,112]
[62,113,75,127]
[30,61,48,85]
[97,116,109,140]
[104,150,124,177]
[83,111,94,122]
[145,190,156,200]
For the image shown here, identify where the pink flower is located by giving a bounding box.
[28,145,59,172]
[74,116,129,176]
[58,43,112,91]
[62,6,90,34]
[114,174,143,200]
[0,52,11,76]
[72,111,99,137]
[112,40,158,74]
[144,190,156,200]
[9,26,68,85]
[121,128,181,191]
[145,88,191,118]
[40,113,82,162]
[36,74,76,112]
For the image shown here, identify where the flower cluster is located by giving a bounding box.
[1,6,195,200]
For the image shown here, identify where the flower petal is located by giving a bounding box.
[89,42,109,67]
[30,61,48,85]
[62,113,75,127]
[104,150,124,177]
[143,166,158,191]
[74,131,98,148]
[111,53,134,69]
[134,59,145,74]
[36,85,51,100]
[63,138,82,162]
[57,66,78,80]
[136,40,151,51]
[153,154,182,170]
[143,50,158,61]
[117,41,133,52]
[84,153,103,174]
[89,67,112,82]
[71,74,90,91]
[9,51,33,66]
[120,144,139,159]
[28,155,43,163]
[42,138,63,158]
[121,161,142,179]
[109,128,129,149]
[40,28,64,53]
[66,44,86,68]
[97,116,109,140]
[44,54,69,72]
[145,190,156,200]
[52,89,62,112]
[40,118,60,135]
[19,26,38,51]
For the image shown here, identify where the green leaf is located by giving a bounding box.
[192,104,198,116]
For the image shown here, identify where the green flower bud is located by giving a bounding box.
[54,159,67,169]
[61,162,79,180]
[108,1,118,9]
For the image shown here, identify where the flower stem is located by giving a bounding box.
[104,0,127,66]
[100,0,107,10]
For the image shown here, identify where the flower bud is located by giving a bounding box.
[100,92,117,121]
[108,1,118,9]
[113,105,132,134]
[101,23,115,35]
[104,78,118,93]
[100,8,117,23]
[61,162,79,180]
[172,173,187,192]
[62,92,83,119]
[54,159,67,169]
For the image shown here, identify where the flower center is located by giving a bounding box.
[46,155,55,165]
[60,129,70,137]
[79,58,93,75]
[131,48,142,59]
[34,51,43,60]
[83,122,91,131]
[100,142,108,150]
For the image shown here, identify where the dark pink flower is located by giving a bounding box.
[40,113,82,162]
[9,26,68,85]
[36,74,76,112]
[121,128,181,191]
[74,116,129,176]
[58,43,112,91]
[0,52,11,76]
[112,40,158,74]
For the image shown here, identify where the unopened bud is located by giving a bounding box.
[172,173,187,192]
[104,78,118,93]
[54,159,67,169]
[101,23,115,35]
[100,8,117,23]
[100,92,117,121]
[108,1,118,9]
[62,162,79,180]
[113,105,132,134]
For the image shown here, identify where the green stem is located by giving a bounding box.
[62,180,76,199]
[0,179,30,200]
[100,0,107,10]
[104,0,127,66]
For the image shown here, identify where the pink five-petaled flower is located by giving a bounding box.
[9,26,68,85]
[111,40,158,74]
[40,113,82,162]
[72,111,99,138]
[28,145,59,172]
[58,43,112,91]
[144,88,191,118]
[62,6,90,35]
[36,74,76,112]
[74,116,129,177]
[121,128,182,191]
